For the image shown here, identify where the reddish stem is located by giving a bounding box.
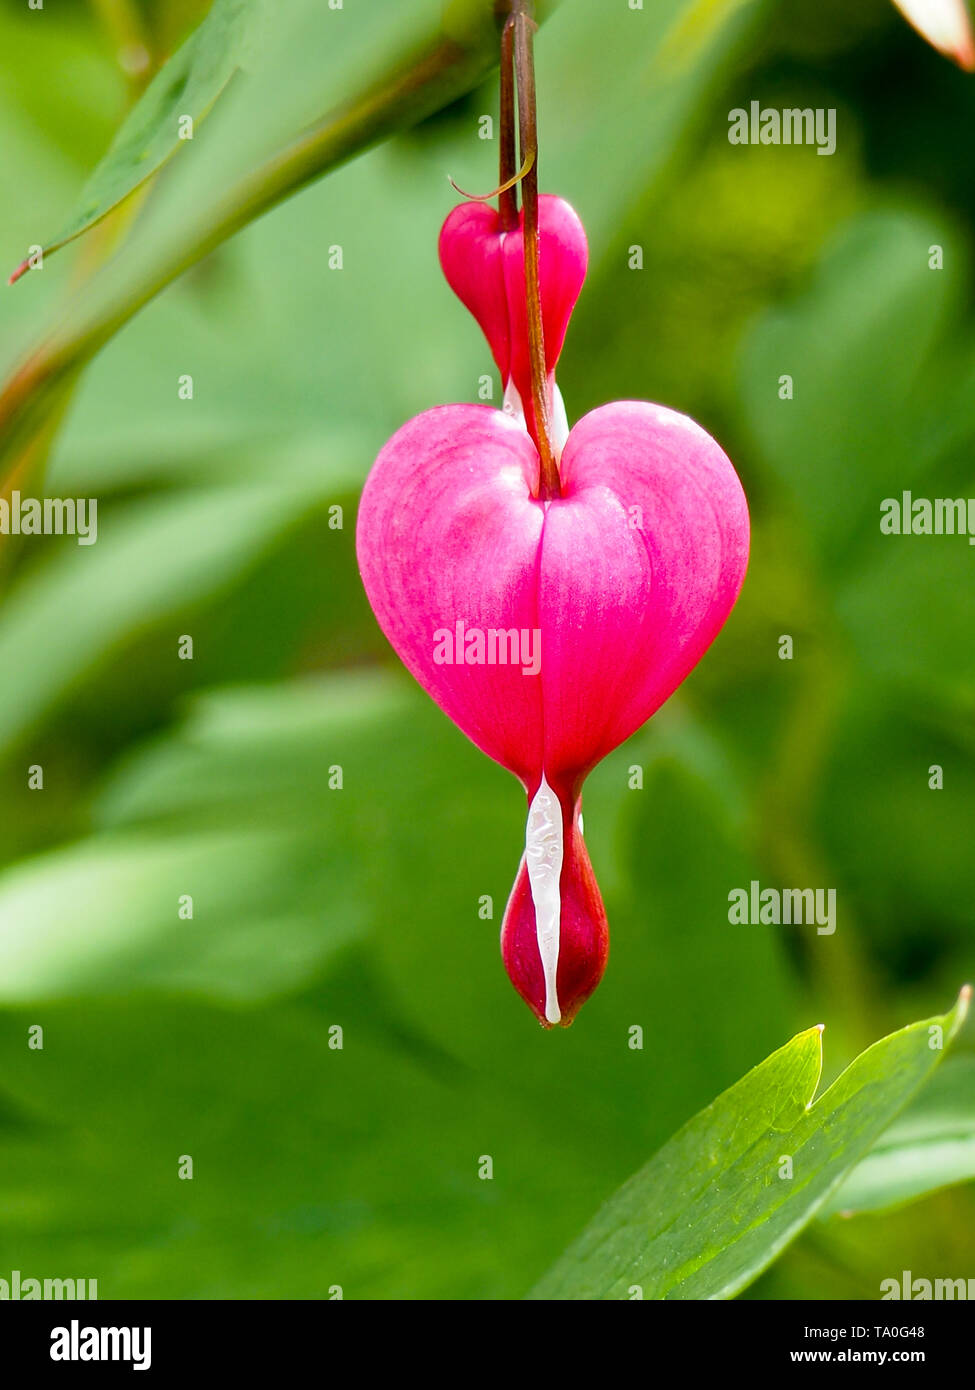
[498,19,518,232]
[512,5,559,499]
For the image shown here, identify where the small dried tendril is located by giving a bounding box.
[447,149,535,203]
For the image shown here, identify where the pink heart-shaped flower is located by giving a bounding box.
[356,398,749,1024]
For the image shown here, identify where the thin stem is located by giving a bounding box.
[498,19,518,231]
[512,3,559,498]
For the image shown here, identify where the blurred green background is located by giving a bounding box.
[0,0,972,1298]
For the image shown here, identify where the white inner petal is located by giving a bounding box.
[894,0,964,51]
[525,773,563,1024]
[550,382,570,458]
[502,379,526,425]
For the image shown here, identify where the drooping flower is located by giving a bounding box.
[356,198,749,1025]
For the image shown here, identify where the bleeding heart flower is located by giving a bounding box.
[439,195,588,447]
[356,394,749,1026]
[358,7,752,1027]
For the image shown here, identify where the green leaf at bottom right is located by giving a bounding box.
[530,989,971,1300]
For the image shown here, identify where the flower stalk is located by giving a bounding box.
[509,2,560,496]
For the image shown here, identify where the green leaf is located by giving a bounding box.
[0,828,363,1002]
[0,0,521,473]
[0,673,430,1005]
[0,666,795,1267]
[0,983,624,1299]
[835,500,975,708]
[529,989,971,1300]
[817,687,975,952]
[592,745,797,1148]
[738,206,975,710]
[738,208,965,568]
[11,0,268,277]
[0,446,359,761]
[0,0,762,489]
[820,1053,975,1218]
[0,670,792,1299]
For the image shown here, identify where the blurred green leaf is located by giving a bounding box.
[0,0,518,475]
[835,501,975,707]
[0,450,359,761]
[0,0,764,485]
[739,207,965,568]
[820,1053,975,1217]
[0,828,362,1002]
[0,667,798,1290]
[12,0,268,277]
[0,672,400,1003]
[739,206,975,709]
[0,989,614,1298]
[530,990,969,1300]
[816,686,975,964]
[599,745,797,1143]
[0,660,801,1297]
[532,0,760,251]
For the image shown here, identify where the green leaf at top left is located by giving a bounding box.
[11,0,268,278]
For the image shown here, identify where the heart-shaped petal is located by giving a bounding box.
[357,404,545,783]
[537,400,749,785]
[356,399,748,792]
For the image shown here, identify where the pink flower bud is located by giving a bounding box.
[438,195,588,423]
